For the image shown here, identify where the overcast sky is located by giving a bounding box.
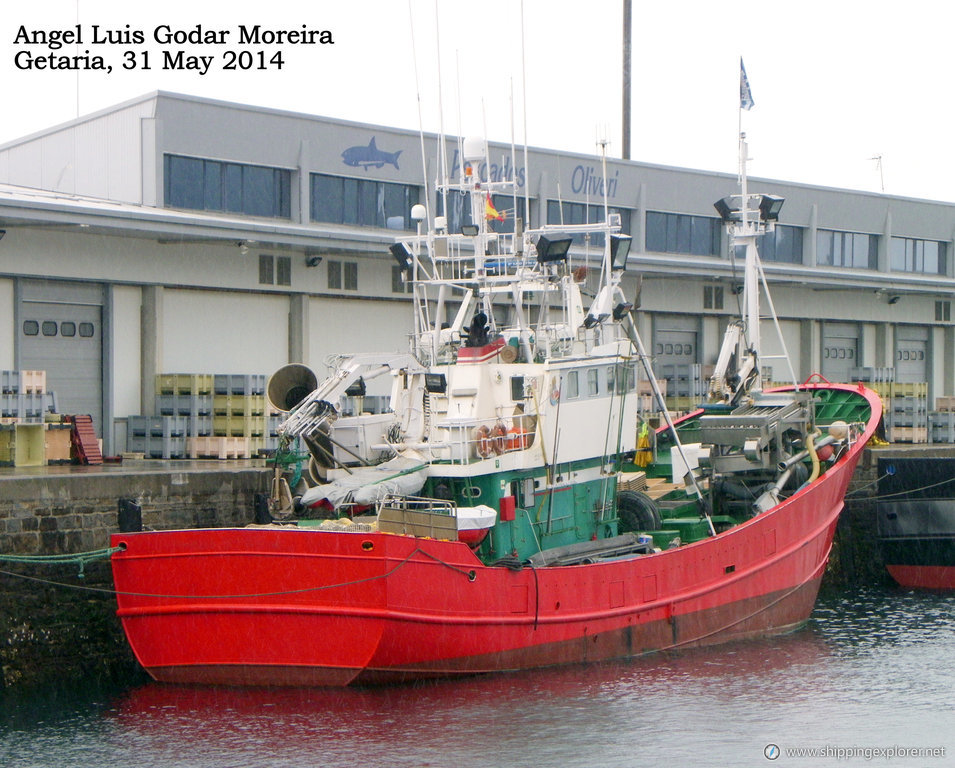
[3,0,953,202]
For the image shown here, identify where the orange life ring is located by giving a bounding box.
[474,425,494,458]
[491,423,507,455]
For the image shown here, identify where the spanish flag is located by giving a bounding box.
[485,194,504,222]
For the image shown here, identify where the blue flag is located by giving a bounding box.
[740,58,754,111]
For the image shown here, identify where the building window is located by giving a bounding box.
[817,229,877,269]
[164,154,291,218]
[61,321,76,337]
[328,260,341,289]
[78,323,94,338]
[547,201,632,246]
[391,265,412,293]
[344,261,358,290]
[703,285,724,310]
[936,301,951,322]
[587,368,599,396]
[41,321,58,337]
[438,194,529,235]
[646,211,720,256]
[758,224,804,263]
[328,260,358,290]
[257,255,292,286]
[259,254,274,285]
[310,174,420,230]
[276,256,291,286]
[890,237,947,275]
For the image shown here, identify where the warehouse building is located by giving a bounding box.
[0,91,953,454]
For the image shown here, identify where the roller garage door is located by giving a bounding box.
[895,326,928,383]
[19,280,104,434]
[653,315,699,397]
[821,322,860,384]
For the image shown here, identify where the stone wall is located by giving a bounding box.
[0,465,270,689]
[829,448,890,587]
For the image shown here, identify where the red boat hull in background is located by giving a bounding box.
[885,565,955,591]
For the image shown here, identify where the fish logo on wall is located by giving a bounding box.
[341,138,402,171]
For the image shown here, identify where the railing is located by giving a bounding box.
[429,414,537,465]
[377,495,458,539]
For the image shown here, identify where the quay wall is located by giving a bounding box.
[0,465,269,689]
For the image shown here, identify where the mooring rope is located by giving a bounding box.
[0,545,477,600]
[845,471,955,501]
[0,546,123,578]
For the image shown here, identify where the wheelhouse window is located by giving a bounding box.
[310,173,420,230]
[566,370,580,399]
[164,154,291,218]
[817,229,877,269]
[646,211,720,257]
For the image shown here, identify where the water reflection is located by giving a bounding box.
[2,586,953,768]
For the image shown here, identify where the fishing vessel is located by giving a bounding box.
[876,456,955,589]
[110,128,881,686]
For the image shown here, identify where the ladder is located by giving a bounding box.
[67,415,103,465]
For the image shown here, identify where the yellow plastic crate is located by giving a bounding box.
[0,423,46,466]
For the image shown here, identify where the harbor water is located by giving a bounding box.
[1,585,952,767]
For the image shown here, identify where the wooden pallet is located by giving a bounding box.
[644,476,683,500]
[618,472,648,493]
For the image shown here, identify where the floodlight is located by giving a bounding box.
[713,196,741,223]
[424,373,447,393]
[610,235,632,270]
[389,242,413,271]
[612,302,633,320]
[536,234,573,263]
[345,377,366,398]
[758,194,785,221]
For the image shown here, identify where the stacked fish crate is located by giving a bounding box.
[0,369,67,465]
[1,369,56,422]
[126,373,281,459]
[870,380,928,444]
[929,396,955,444]
[886,382,928,443]
[206,374,279,459]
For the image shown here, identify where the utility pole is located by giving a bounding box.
[622,0,632,160]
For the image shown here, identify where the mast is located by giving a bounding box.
[739,132,761,387]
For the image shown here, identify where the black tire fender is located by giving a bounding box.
[617,490,662,532]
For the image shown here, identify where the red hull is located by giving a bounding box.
[110,384,881,686]
[885,565,955,590]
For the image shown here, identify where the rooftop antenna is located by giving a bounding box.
[434,0,449,217]
[871,154,884,193]
[407,0,432,227]
[520,0,530,227]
